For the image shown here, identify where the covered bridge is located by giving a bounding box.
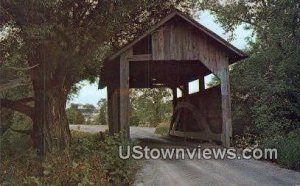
[99,10,247,147]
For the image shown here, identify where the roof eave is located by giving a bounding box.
[108,10,248,63]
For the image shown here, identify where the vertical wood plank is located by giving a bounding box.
[217,61,232,147]
[119,49,132,138]
[157,28,164,60]
[152,31,158,60]
[182,83,189,97]
[170,23,175,60]
[151,20,229,74]
[172,88,177,109]
[199,77,205,91]
[170,88,178,132]
[107,86,120,134]
[107,86,113,135]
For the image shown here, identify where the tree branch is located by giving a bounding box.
[7,64,39,71]
[0,98,34,118]
[0,78,28,91]
[17,97,34,103]
[9,127,32,135]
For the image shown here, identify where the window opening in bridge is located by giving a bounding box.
[205,74,220,89]
[129,88,173,127]
[177,88,182,98]
[189,79,199,94]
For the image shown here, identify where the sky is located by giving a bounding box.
[68,11,253,106]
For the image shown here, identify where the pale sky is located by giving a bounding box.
[68,11,253,106]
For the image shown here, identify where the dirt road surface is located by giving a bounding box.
[70,125,300,186]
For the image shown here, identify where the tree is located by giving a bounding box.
[66,107,85,124]
[81,104,96,115]
[206,74,220,89]
[97,98,107,125]
[0,108,14,135]
[196,0,300,137]
[129,89,172,127]
[129,90,141,126]
[0,0,194,156]
[0,26,33,135]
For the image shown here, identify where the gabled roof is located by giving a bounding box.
[109,9,248,62]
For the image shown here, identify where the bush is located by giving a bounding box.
[0,131,137,185]
[99,132,136,185]
[155,122,169,136]
[262,133,300,170]
[66,107,85,124]
[232,132,259,149]
[0,113,32,154]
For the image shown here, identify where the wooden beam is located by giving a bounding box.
[107,49,132,137]
[119,49,132,138]
[172,88,177,108]
[218,66,232,148]
[127,54,152,61]
[169,88,178,132]
[199,77,205,91]
[107,87,112,134]
[182,83,189,97]
[107,86,120,134]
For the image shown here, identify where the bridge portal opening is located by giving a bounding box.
[99,10,247,147]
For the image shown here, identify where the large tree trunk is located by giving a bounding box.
[32,87,71,157]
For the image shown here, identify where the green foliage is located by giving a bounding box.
[0,56,32,135]
[0,0,194,154]
[262,133,300,170]
[71,131,102,159]
[71,131,136,185]
[99,132,136,185]
[0,0,194,93]
[232,132,259,149]
[1,130,136,185]
[206,74,220,89]
[197,0,300,170]
[97,98,107,125]
[66,107,85,124]
[0,112,32,154]
[0,108,14,135]
[129,88,172,127]
[155,122,170,136]
[81,104,96,115]
[198,0,300,135]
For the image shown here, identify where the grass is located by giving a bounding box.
[154,122,170,136]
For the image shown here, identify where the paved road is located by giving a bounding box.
[70,125,300,186]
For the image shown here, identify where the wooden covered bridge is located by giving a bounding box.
[99,10,247,147]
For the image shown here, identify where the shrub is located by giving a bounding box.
[262,133,300,170]
[99,132,136,185]
[0,113,32,155]
[66,107,85,124]
[232,132,259,149]
[155,122,169,136]
[0,131,137,185]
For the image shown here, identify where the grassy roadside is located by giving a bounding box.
[154,122,169,136]
[0,131,137,185]
[261,135,300,171]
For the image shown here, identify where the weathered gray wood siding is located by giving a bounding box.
[152,20,228,74]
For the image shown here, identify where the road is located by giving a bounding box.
[70,125,300,186]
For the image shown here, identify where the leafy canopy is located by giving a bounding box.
[196,0,300,136]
